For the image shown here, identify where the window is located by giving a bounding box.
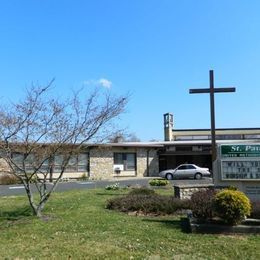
[66,155,77,172]
[178,165,187,170]
[53,153,89,172]
[175,146,192,152]
[12,153,25,172]
[39,158,50,172]
[12,153,36,173]
[54,155,63,172]
[114,153,136,171]
[78,153,89,172]
[178,165,195,170]
[12,152,89,173]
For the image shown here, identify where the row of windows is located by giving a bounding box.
[175,134,260,141]
[11,152,137,173]
[12,153,89,173]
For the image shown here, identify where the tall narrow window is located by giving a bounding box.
[78,153,88,172]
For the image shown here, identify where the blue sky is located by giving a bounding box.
[1,1,260,141]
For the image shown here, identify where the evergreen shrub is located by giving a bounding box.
[214,189,251,225]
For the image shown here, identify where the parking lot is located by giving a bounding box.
[0,177,213,196]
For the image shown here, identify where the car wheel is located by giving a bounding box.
[166,173,173,180]
[194,173,202,180]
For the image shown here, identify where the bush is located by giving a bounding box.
[79,173,88,181]
[191,189,216,221]
[106,192,191,215]
[105,183,120,190]
[251,201,260,219]
[128,187,156,196]
[149,178,169,186]
[214,189,251,225]
[226,185,238,191]
[0,173,21,185]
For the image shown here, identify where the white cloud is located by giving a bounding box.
[98,78,112,88]
[83,78,112,88]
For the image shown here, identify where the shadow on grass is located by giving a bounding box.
[0,206,33,221]
[142,217,191,233]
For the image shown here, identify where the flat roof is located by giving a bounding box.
[172,127,260,132]
[104,142,164,148]
[159,139,260,145]
[103,139,260,147]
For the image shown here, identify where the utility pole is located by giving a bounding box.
[189,70,235,175]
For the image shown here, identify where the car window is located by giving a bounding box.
[178,165,187,170]
[186,165,196,169]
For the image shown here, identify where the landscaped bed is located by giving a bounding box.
[0,188,260,259]
[188,217,260,234]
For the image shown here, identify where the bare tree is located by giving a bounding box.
[108,132,141,143]
[0,81,127,217]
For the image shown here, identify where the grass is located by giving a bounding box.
[0,188,259,259]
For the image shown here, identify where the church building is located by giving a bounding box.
[158,113,260,172]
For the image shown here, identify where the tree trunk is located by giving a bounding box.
[23,183,39,216]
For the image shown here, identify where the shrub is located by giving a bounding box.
[0,173,21,185]
[128,187,156,196]
[105,183,120,190]
[79,173,88,181]
[226,185,238,191]
[251,201,260,219]
[149,178,169,186]
[214,189,251,225]
[106,192,191,215]
[191,189,216,221]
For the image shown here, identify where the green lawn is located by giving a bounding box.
[0,188,259,259]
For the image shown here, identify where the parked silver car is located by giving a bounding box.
[159,164,211,180]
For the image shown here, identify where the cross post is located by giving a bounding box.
[189,70,236,176]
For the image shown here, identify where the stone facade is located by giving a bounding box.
[0,158,10,174]
[174,184,214,200]
[136,149,159,177]
[89,147,114,180]
[89,146,159,180]
[0,145,160,181]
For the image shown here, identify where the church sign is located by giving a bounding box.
[221,144,260,158]
[220,144,260,181]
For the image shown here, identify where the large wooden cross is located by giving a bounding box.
[189,70,236,171]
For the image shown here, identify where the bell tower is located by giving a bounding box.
[164,113,173,141]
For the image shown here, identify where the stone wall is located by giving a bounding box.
[89,147,159,180]
[174,184,214,200]
[148,149,159,177]
[0,158,11,174]
[89,147,114,180]
[136,149,159,177]
[136,149,147,177]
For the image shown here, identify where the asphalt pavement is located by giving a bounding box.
[0,177,213,197]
